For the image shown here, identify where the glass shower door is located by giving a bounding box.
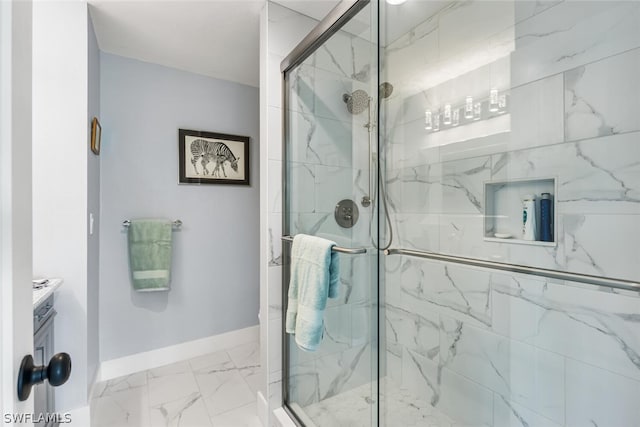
[282,2,379,426]
[380,1,640,426]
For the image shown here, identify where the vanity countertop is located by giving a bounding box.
[33,278,63,308]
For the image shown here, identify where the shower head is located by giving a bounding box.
[343,89,370,114]
[343,82,394,115]
[379,82,394,99]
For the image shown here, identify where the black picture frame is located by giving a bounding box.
[178,129,250,186]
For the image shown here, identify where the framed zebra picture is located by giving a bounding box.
[178,129,250,185]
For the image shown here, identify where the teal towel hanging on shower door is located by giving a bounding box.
[285,234,340,351]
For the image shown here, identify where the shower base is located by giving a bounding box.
[299,379,455,427]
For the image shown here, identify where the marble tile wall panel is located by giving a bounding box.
[400,347,439,407]
[351,301,374,347]
[385,163,442,214]
[493,396,563,427]
[565,48,640,142]
[438,213,489,260]
[398,257,492,329]
[511,1,640,87]
[491,272,640,381]
[329,254,369,307]
[565,358,640,427]
[491,132,640,215]
[314,165,357,213]
[437,367,495,426]
[288,361,322,407]
[268,53,284,109]
[268,159,282,214]
[440,155,492,214]
[287,161,315,214]
[288,63,316,116]
[268,266,282,320]
[268,106,282,161]
[385,301,440,361]
[513,1,563,25]
[288,111,353,168]
[314,343,373,401]
[313,67,359,124]
[509,73,564,150]
[269,316,283,375]
[440,315,565,424]
[438,1,514,64]
[384,15,439,93]
[391,213,440,252]
[314,27,373,83]
[290,212,351,244]
[561,213,640,281]
[268,213,282,266]
[402,347,495,426]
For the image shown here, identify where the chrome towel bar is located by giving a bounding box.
[384,248,640,293]
[123,219,183,229]
[281,235,367,255]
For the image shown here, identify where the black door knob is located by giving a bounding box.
[17,352,71,401]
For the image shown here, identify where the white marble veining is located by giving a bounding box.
[565,358,640,427]
[32,277,63,308]
[398,257,492,329]
[273,0,640,425]
[440,315,565,424]
[512,1,640,86]
[565,48,640,142]
[91,340,261,427]
[492,272,640,381]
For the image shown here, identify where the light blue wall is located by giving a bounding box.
[87,10,100,388]
[99,53,260,361]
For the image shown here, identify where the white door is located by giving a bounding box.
[1,0,35,424]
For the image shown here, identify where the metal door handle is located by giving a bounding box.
[17,353,72,401]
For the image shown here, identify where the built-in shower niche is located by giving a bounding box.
[484,177,557,247]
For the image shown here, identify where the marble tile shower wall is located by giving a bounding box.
[286,21,378,406]
[382,2,640,426]
[265,1,377,418]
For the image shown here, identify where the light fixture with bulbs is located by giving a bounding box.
[424,89,509,133]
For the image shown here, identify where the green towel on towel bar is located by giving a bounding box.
[128,219,173,291]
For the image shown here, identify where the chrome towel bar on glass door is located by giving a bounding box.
[122,219,183,229]
[281,235,367,254]
[384,247,640,293]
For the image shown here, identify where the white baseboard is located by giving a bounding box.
[98,325,259,382]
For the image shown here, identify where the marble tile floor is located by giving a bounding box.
[91,341,262,427]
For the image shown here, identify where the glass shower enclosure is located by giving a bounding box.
[281,0,640,426]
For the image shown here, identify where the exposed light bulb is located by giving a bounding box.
[489,88,499,112]
[386,0,407,5]
[424,110,432,130]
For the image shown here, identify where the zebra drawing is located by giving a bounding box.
[189,139,239,178]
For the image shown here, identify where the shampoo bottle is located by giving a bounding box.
[522,194,537,241]
[540,193,553,242]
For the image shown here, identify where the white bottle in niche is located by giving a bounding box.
[522,194,537,241]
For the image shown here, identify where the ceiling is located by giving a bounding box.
[89,0,345,88]
[88,0,431,88]
[89,0,265,87]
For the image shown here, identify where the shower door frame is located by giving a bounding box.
[279,0,376,425]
